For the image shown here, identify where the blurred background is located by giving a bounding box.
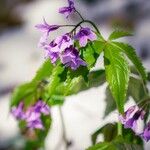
[0,0,150,149]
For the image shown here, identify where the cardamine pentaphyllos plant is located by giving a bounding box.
[10,0,150,149]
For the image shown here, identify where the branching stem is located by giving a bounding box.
[71,20,101,35]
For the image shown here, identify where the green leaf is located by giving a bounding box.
[103,76,148,118]
[32,59,53,83]
[148,72,150,81]
[103,87,117,118]
[112,42,147,82]
[11,60,54,107]
[68,66,89,83]
[104,44,130,113]
[108,30,133,41]
[91,123,143,149]
[47,64,64,96]
[81,41,105,69]
[92,123,117,145]
[11,83,36,107]
[55,69,106,96]
[87,142,113,150]
[128,77,148,102]
[48,95,64,106]
[24,115,52,150]
[92,40,105,55]
[88,141,143,150]
[83,44,97,69]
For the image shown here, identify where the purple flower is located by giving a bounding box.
[25,100,50,129]
[55,34,73,52]
[119,106,136,125]
[141,122,150,142]
[34,100,50,115]
[59,0,75,18]
[11,102,25,120]
[27,119,44,130]
[119,106,145,134]
[44,40,60,64]
[38,33,48,48]
[43,34,73,64]
[11,100,50,130]
[60,46,86,70]
[45,34,73,53]
[35,18,60,48]
[25,107,41,122]
[74,27,97,47]
[35,18,60,35]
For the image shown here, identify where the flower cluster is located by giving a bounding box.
[59,0,75,18]
[11,100,50,130]
[35,0,97,70]
[119,105,150,141]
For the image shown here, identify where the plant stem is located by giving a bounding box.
[71,20,101,36]
[58,106,68,150]
[117,121,122,136]
[60,25,76,27]
[75,10,84,21]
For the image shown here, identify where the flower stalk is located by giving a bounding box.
[58,106,68,150]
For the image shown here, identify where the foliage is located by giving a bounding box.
[10,1,149,149]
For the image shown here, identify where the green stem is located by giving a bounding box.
[71,20,101,35]
[75,10,85,21]
[60,25,76,27]
[117,121,122,136]
[58,106,68,150]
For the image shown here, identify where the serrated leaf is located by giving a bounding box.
[48,95,64,106]
[103,76,148,118]
[68,66,89,83]
[32,59,53,83]
[81,41,105,69]
[47,64,64,96]
[88,141,143,150]
[68,69,105,95]
[104,44,130,113]
[91,123,143,149]
[87,142,112,150]
[92,40,105,54]
[112,42,147,82]
[11,83,36,107]
[128,77,148,102]
[55,69,105,96]
[92,123,117,145]
[109,31,133,41]
[83,44,97,68]
[11,60,54,107]
[103,87,117,118]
